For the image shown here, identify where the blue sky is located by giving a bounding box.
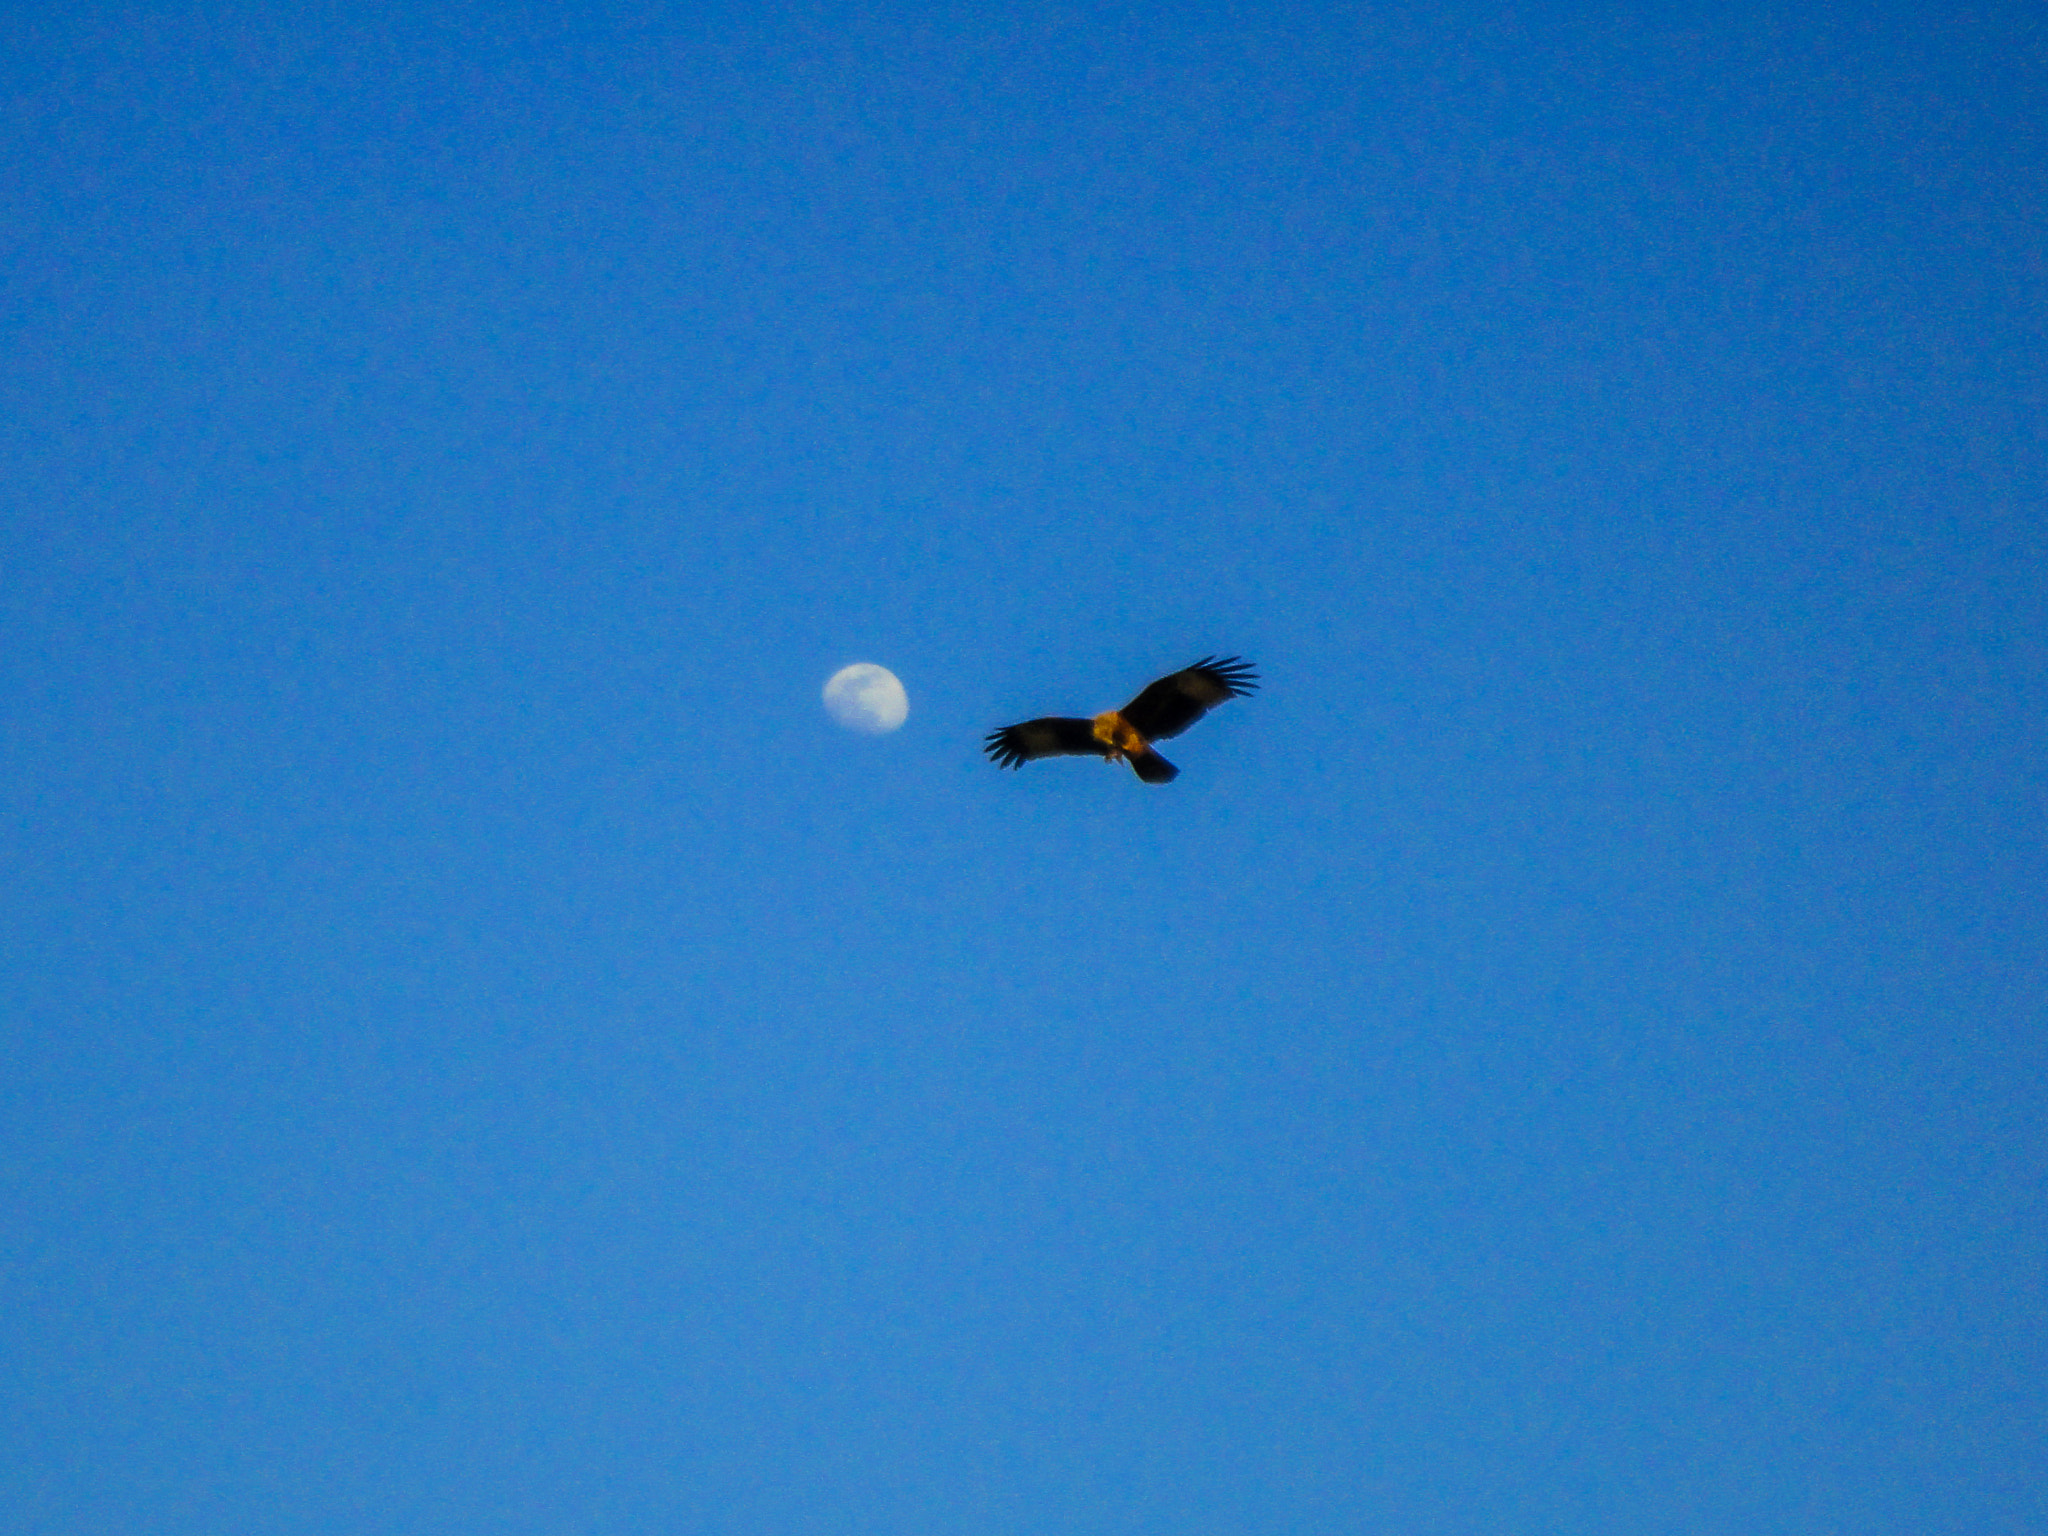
[4,4,2044,1531]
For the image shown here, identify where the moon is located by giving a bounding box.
[822,662,909,734]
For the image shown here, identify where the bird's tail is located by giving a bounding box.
[1127,747,1179,784]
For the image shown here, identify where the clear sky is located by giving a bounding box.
[4,4,2044,1531]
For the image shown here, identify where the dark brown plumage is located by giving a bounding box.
[984,656,1258,784]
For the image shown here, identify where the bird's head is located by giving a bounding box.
[1091,711,1145,758]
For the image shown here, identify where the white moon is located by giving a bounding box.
[822,662,909,734]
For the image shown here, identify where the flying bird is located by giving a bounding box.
[984,656,1258,784]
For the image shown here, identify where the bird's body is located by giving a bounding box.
[984,657,1258,784]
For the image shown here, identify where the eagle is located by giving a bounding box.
[984,656,1258,784]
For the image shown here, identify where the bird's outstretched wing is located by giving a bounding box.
[1119,656,1259,741]
[984,717,1103,769]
